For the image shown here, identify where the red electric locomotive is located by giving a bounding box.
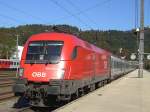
[13,32,111,106]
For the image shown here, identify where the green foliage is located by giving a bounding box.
[0,24,150,62]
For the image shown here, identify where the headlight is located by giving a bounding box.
[19,68,24,77]
[57,69,65,79]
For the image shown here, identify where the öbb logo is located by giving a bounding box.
[32,72,46,77]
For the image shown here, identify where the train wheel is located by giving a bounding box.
[104,80,108,85]
[90,84,95,92]
[96,82,103,88]
[75,90,79,98]
[44,95,57,106]
[107,79,111,83]
[71,91,78,101]
[78,88,84,97]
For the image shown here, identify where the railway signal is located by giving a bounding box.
[147,55,150,60]
[130,54,136,60]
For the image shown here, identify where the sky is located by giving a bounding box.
[0,0,149,30]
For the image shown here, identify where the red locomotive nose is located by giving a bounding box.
[22,61,66,82]
[20,40,68,82]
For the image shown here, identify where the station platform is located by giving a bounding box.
[55,69,150,112]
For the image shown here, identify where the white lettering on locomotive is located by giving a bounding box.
[104,61,108,69]
[32,72,46,77]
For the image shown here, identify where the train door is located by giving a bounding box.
[110,56,115,79]
[108,56,111,79]
[93,53,96,82]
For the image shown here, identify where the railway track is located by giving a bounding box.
[0,78,121,111]
[0,81,15,100]
[12,107,33,112]
[0,70,16,101]
[0,70,33,111]
[0,70,16,78]
[0,91,14,100]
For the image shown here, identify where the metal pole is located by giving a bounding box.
[138,0,144,78]
[16,35,19,77]
[16,35,19,59]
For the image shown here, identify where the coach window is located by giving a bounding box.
[71,47,78,60]
[10,62,13,65]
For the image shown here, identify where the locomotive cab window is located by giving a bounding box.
[26,41,63,64]
[71,47,78,60]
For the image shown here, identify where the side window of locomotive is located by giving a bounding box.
[71,47,78,60]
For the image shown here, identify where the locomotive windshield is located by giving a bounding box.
[26,41,63,64]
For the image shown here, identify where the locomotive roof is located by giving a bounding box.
[28,32,110,55]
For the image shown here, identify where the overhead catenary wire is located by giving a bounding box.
[0,0,48,24]
[66,0,98,28]
[0,0,113,28]
[0,13,26,24]
[48,0,113,26]
[49,0,93,29]
[1,22,13,27]
[75,0,113,16]
[0,18,14,26]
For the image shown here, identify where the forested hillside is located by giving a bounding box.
[0,24,150,62]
